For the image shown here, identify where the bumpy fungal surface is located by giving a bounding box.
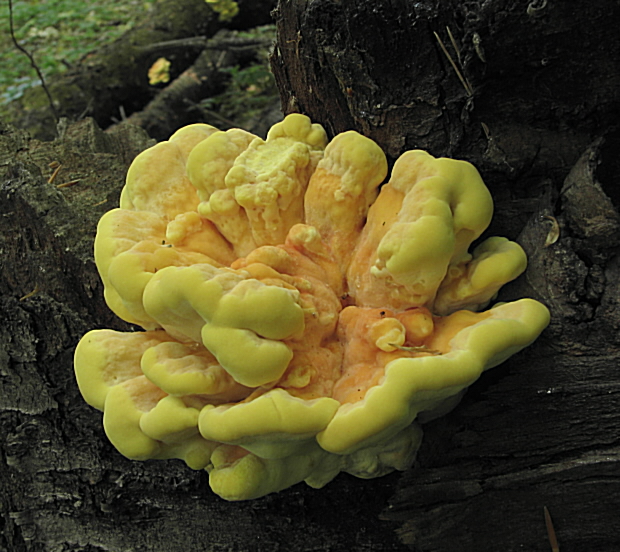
[74,114,550,500]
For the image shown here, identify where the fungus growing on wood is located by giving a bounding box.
[75,114,549,500]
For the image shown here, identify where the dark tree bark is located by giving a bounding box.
[271,1,620,550]
[2,1,620,552]
[0,119,406,551]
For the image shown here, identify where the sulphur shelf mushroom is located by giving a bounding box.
[74,114,550,501]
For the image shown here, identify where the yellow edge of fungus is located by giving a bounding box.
[317,299,550,454]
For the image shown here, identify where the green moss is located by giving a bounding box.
[0,0,155,109]
[21,81,84,115]
[199,26,279,130]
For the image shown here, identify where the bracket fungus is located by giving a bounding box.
[74,114,550,500]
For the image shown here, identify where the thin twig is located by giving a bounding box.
[56,179,80,188]
[434,30,474,97]
[47,163,62,184]
[8,0,59,122]
[137,36,272,56]
[446,26,463,66]
[544,506,560,552]
[19,284,39,301]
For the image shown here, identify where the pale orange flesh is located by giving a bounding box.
[92,124,507,436]
[108,210,496,413]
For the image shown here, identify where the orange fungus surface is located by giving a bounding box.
[74,115,550,500]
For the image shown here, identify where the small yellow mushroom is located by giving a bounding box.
[148,57,172,85]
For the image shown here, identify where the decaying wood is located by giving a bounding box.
[115,30,273,141]
[2,0,620,550]
[384,132,620,552]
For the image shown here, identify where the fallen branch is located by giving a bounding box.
[137,35,272,57]
[116,30,267,139]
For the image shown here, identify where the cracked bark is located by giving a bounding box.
[270,0,620,549]
[2,0,620,551]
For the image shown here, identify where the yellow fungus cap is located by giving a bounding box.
[347,150,496,311]
[188,114,327,256]
[318,298,550,454]
[103,376,166,460]
[434,236,528,315]
[208,444,332,501]
[304,131,387,273]
[139,395,201,443]
[74,114,550,501]
[168,123,219,162]
[122,144,196,219]
[74,329,171,410]
[199,388,339,458]
[94,208,234,327]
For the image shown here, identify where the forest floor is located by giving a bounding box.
[1,0,154,113]
[2,0,279,139]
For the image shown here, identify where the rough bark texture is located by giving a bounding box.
[2,0,620,551]
[271,0,620,550]
[0,119,407,552]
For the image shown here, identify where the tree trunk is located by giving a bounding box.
[271,0,620,550]
[0,119,407,551]
[2,1,620,552]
